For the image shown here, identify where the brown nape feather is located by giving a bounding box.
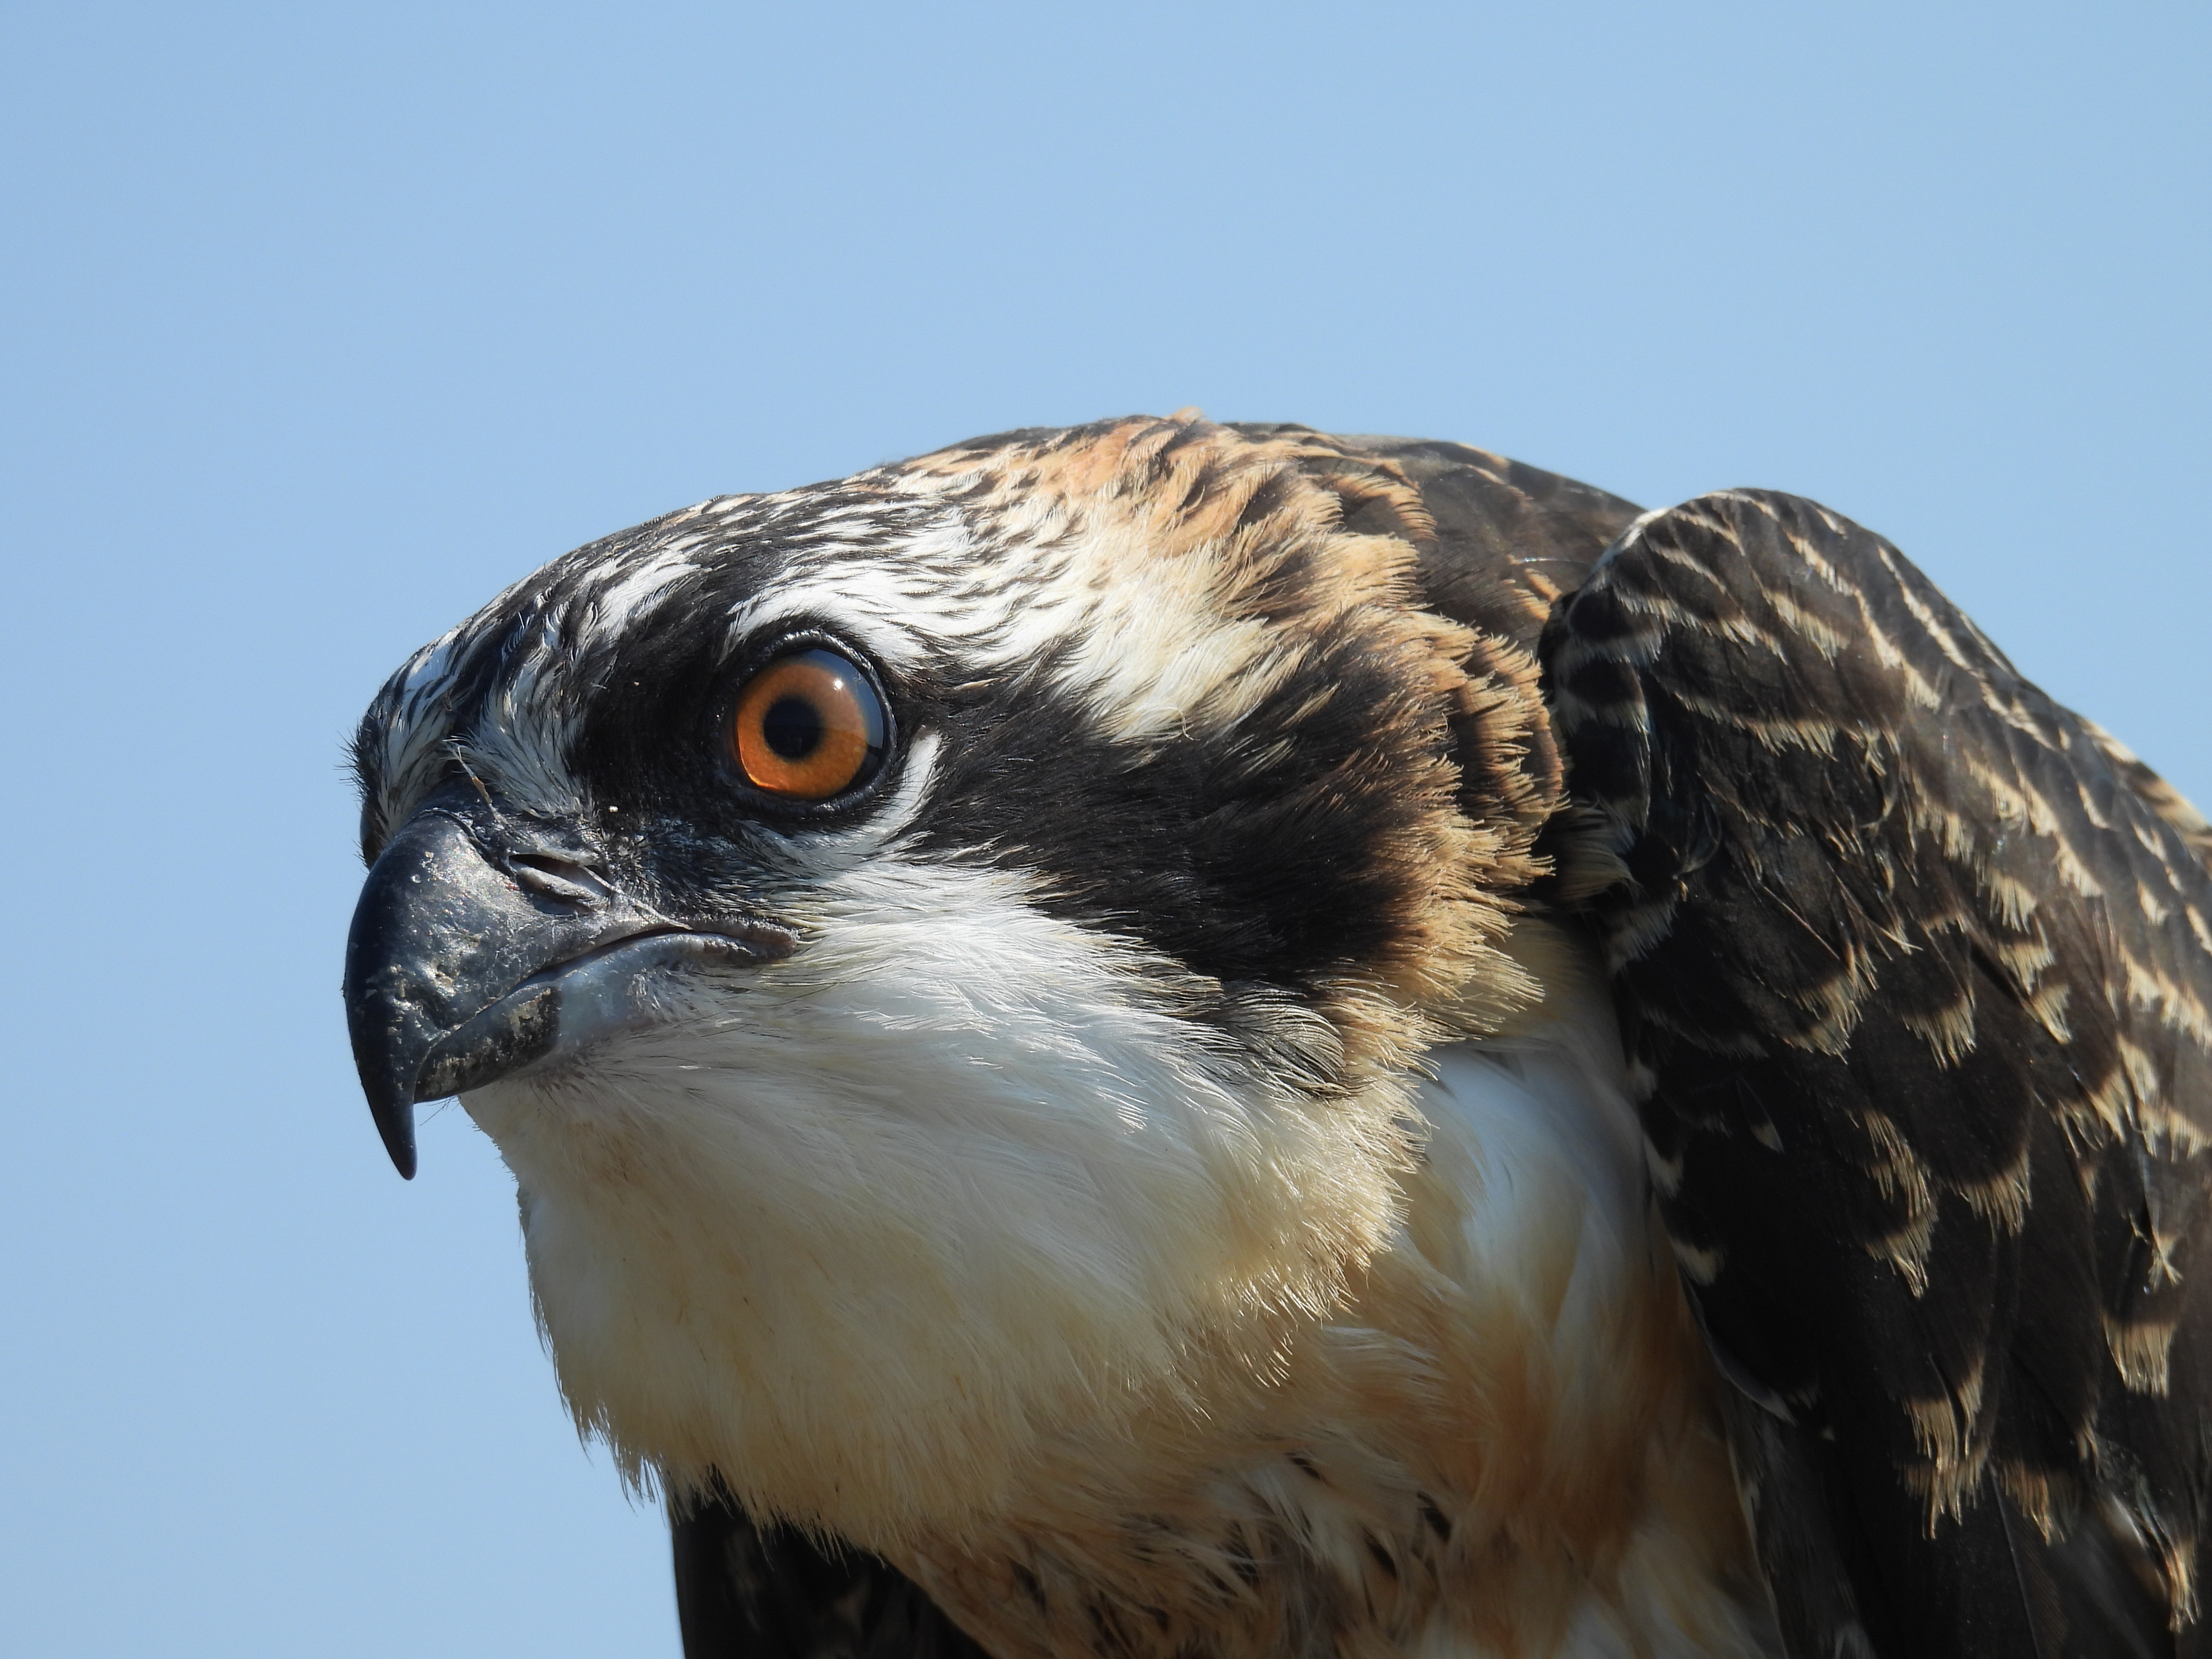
[902,416,1551,1023]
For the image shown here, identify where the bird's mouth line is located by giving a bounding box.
[415,924,794,1105]
[537,918,797,982]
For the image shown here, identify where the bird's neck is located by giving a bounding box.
[890,948,1767,1659]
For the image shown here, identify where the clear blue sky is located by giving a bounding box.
[1,3,2204,1654]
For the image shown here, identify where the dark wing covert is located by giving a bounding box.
[673,1490,995,1659]
[1543,489,2212,1659]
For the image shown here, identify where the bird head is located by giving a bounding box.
[342,415,1554,1544]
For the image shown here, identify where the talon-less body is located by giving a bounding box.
[346,418,2212,1658]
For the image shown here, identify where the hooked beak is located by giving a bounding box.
[342,783,793,1178]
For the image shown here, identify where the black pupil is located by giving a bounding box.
[762,695,824,759]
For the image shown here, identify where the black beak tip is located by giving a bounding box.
[365,1082,420,1180]
[348,1003,426,1179]
[381,1117,419,1182]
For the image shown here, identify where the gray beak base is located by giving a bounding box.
[342,785,791,1178]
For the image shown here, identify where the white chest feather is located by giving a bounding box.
[461,900,1768,1657]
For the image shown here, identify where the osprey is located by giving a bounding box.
[344,417,2212,1659]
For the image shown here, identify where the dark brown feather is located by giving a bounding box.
[1543,490,2212,1659]
[674,1489,996,1659]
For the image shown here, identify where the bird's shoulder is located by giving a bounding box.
[1543,489,2212,1656]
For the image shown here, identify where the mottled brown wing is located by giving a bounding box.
[1543,490,2212,1659]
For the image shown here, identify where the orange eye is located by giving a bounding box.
[729,649,888,801]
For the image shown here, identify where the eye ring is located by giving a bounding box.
[727,646,890,803]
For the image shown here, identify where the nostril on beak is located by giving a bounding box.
[507,854,609,909]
